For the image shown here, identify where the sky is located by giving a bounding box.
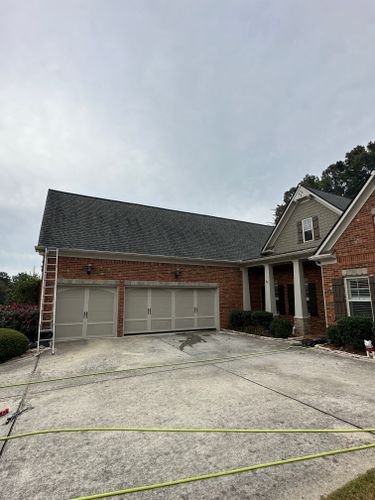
[1,0,375,275]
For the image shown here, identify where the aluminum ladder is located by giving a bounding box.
[37,247,59,355]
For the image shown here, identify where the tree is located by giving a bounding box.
[274,141,375,223]
[0,272,11,304]
[7,273,41,305]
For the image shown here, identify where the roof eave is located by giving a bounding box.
[42,247,245,267]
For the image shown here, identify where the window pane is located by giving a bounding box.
[302,218,312,231]
[348,278,370,299]
[349,301,373,318]
[304,230,313,241]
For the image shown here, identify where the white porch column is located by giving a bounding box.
[292,259,308,318]
[241,268,251,310]
[292,259,310,335]
[264,263,277,315]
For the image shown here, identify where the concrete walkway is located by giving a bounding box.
[0,331,374,499]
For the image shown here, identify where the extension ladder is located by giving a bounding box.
[37,247,59,355]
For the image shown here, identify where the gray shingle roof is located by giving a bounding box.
[305,187,352,211]
[38,190,274,262]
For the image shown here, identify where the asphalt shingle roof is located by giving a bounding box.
[305,187,352,211]
[38,190,274,262]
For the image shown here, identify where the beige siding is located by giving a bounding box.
[273,198,339,254]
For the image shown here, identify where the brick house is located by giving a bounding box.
[312,171,375,326]
[36,175,375,343]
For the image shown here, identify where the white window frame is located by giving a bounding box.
[345,277,373,319]
[302,217,314,242]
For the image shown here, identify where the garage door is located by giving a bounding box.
[124,287,217,334]
[55,286,117,340]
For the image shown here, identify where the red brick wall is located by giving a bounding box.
[322,190,375,325]
[248,261,326,337]
[248,267,264,310]
[57,256,243,336]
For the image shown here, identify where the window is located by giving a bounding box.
[302,217,314,242]
[345,278,373,318]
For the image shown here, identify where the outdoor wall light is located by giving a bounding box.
[174,268,181,279]
[85,263,93,275]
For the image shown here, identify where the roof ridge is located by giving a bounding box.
[48,189,273,228]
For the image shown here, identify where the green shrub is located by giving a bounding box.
[229,310,244,329]
[242,325,267,336]
[251,311,274,329]
[270,318,293,338]
[0,328,29,363]
[336,317,374,350]
[326,326,342,346]
[242,310,253,327]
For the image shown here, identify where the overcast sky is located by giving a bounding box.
[1,0,375,275]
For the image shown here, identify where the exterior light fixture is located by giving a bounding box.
[85,263,93,275]
[174,268,181,279]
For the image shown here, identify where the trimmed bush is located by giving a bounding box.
[242,310,253,327]
[251,311,274,329]
[326,326,342,346]
[270,318,293,338]
[0,328,29,363]
[229,310,244,330]
[229,310,253,329]
[0,304,39,341]
[336,317,374,350]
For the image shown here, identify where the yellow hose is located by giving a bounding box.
[0,347,296,390]
[1,426,375,442]
[68,442,375,499]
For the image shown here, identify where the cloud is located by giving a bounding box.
[1,0,375,273]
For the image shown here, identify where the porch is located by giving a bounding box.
[242,259,326,337]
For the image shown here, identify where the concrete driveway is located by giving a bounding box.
[0,331,374,500]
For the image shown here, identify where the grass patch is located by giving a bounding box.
[322,468,375,500]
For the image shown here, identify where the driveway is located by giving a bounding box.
[0,331,374,500]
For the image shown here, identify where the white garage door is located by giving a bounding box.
[55,286,117,340]
[124,287,217,334]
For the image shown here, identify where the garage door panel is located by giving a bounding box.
[197,289,216,317]
[86,323,115,337]
[151,289,172,318]
[124,286,218,334]
[175,289,194,317]
[125,319,148,333]
[151,319,172,331]
[125,289,148,320]
[56,324,83,339]
[87,288,116,323]
[175,317,195,330]
[56,287,85,324]
[197,317,216,328]
[56,286,117,340]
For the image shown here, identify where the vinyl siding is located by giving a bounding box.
[272,198,339,254]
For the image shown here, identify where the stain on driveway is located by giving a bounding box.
[178,332,208,351]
